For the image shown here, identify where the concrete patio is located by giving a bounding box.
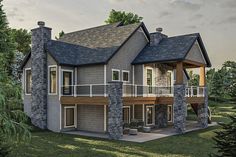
[64,121,217,143]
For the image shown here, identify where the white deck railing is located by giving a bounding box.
[61,84,205,97]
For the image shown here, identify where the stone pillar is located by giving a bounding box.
[198,87,208,128]
[173,84,186,134]
[155,104,168,128]
[31,21,51,129]
[107,82,123,140]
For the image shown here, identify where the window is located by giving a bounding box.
[49,66,57,94]
[146,106,154,125]
[168,105,173,122]
[147,69,153,93]
[64,106,76,127]
[112,69,120,81]
[25,69,32,94]
[122,70,129,82]
[123,106,130,124]
[62,71,73,95]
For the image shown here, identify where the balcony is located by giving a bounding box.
[60,84,205,98]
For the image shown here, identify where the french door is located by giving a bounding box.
[62,71,73,95]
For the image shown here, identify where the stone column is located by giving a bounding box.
[155,104,168,128]
[107,82,123,140]
[173,84,186,134]
[198,87,208,128]
[31,21,51,129]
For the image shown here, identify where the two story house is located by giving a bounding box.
[20,21,211,140]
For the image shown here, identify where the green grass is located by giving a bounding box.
[11,102,236,157]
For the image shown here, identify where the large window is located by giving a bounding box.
[49,66,57,94]
[64,106,76,128]
[62,70,73,95]
[146,105,154,125]
[112,69,120,81]
[122,70,129,82]
[25,68,32,94]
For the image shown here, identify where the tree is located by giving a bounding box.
[10,28,31,55]
[105,9,143,25]
[0,0,30,155]
[188,70,199,86]
[212,116,236,157]
[0,0,15,75]
[55,30,65,40]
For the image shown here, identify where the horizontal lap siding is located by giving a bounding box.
[77,65,104,84]
[134,105,143,120]
[77,105,104,132]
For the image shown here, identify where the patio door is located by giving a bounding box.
[64,106,76,128]
[146,105,154,125]
[62,71,73,95]
[123,106,130,124]
[146,68,153,94]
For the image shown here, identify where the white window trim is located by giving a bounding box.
[24,68,31,95]
[123,106,131,123]
[48,65,57,95]
[112,69,120,81]
[145,105,155,126]
[64,106,76,128]
[168,105,173,122]
[122,70,130,83]
[61,69,74,96]
[146,67,154,86]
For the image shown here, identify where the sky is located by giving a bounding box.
[2,0,236,69]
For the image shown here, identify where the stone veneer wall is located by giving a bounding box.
[31,22,51,129]
[107,82,123,140]
[155,104,168,128]
[173,84,186,133]
[197,87,208,128]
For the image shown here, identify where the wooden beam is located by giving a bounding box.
[175,62,183,84]
[186,97,205,103]
[184,60,205,67]
[60,96,109,105]
[199,66,206,86]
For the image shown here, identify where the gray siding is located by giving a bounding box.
[23,58,32,117]
[77,65,104,84]
[186,41,206,65]
[106,27,148,83]
[47,54,60,132]
[134,65,143,85]
[77,105,105,133]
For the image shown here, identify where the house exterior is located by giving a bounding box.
[20,21,211,139]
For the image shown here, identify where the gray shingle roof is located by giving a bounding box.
[45,22,147,66]
[132,33,211,67]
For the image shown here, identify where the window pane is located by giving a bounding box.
[112,70,119,81]
[26,70,32,94]
[123,72,129,82]
[66,108,74,126]
[168,106,172,122]
[63,71,72,95]
[50,67,56,93]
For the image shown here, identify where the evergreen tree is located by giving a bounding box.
[55,30,65,40]
[0,0,15,75]
[212,116,236,157]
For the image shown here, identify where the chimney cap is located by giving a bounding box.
[156,27,163,33]
[38,21,45,27]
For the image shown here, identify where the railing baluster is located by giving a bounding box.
[74,85,76,97]
[90,85,92,97]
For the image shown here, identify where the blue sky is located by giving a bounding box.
[3,0,236,68]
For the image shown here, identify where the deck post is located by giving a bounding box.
[107,81,123,140]
[173,84,186,134]
[197,87,208,128]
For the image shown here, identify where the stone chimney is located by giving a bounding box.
[31,21,51,129]
[150,27,168,46]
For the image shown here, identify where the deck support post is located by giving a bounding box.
[197,87,208,128]
[107,82,123,140]
[173,84,186,134]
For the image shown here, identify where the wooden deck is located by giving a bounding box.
[60,96,205,105]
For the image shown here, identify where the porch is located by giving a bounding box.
[64,121,217,143]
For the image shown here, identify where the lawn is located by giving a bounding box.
[11,102,236,157]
